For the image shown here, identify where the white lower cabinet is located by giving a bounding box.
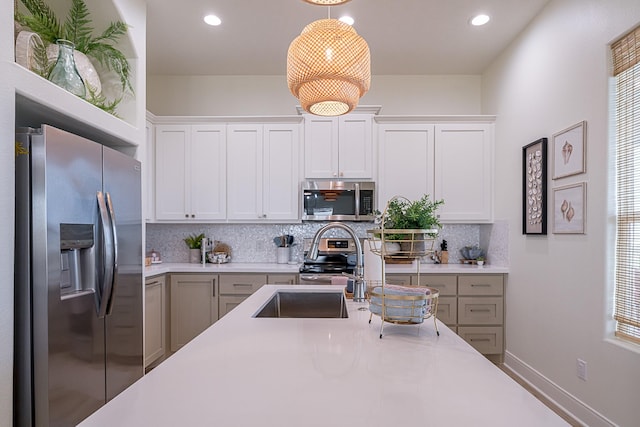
[145,275,166,368]
[170,274,219,351]
[387,273,504,362]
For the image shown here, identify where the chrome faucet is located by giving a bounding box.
[307,222,366,302]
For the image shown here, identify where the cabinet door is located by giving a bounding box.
[190,125,227,220]
[219,295,249,319]
[155,125,188,220]
[377,124,435,209]
[227,124,263,220]
[304,116,339,178]
[145,276,165,367]
[263,124,300,220]
[434,124,493,222]
[267,274,298,285]
[338,114,372,178]
[144,120,155,222]
[170,274,218,351]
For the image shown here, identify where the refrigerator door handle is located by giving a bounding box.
[97,191,115,319]
[105,192,119,315]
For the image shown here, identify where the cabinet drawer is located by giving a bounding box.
[458,297,503,325]
[415,275,457,296]
[458,275,503,296]
[267,274,298,285]
[435,296,456,325]
[457,326,503,355]
[219,274,267,295]
[385,274,412,286]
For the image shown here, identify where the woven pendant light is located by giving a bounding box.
[302,0,352,4]
[287,18,370,116]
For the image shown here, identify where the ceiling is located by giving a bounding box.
[146,0,550,76]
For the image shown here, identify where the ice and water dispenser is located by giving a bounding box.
[59,223,96,299]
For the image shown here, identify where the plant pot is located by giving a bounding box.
[189,249,201,263]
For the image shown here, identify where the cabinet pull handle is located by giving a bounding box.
[470,283,491,287]
[470,308,492,312]
[213,279,216,297]
[146,280,160,286]
[233,283,254,287]
[470,338,491,342]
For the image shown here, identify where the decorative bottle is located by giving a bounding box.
[48,39,86,98]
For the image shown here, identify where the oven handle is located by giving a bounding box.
[299,274,335,283]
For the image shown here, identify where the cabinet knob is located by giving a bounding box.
[185,214,189,218]
[191,214,195,218]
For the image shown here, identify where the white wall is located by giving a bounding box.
[146,74,482,116]
[482,1,640,425]
[0,1,15,424]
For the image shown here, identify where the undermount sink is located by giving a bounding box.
[254,291,349,318]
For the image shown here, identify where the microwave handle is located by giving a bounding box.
[354,182,360,220]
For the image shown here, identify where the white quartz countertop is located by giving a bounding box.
[145,262,301,277]
[79,285,565,427]
[145,262,508,278]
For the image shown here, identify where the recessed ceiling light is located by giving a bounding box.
[470,14,490,26]
[204,14,222,26]
[339,16,354,26]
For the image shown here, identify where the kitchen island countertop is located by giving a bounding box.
[79,284,565,427]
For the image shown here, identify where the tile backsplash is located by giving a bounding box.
[146,221,508,266]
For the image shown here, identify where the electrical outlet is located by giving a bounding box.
[577,359,588,381]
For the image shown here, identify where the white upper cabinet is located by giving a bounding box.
[227,123,300,221]
[377,123,435,209]
[434,123,493,222]
[154,124,226,221]
[376,117,494,223]
[304,114,373,179]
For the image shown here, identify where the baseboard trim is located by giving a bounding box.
[504,351,616,427]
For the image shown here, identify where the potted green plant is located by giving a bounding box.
[374,195,444,257]
[184,233,205,263]
[15,0,133,114]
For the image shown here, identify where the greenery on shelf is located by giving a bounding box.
[184,233,206,250]
[15,0,133,113]
[383,194,444,231]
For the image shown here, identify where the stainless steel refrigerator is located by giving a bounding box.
[14,125,143,427]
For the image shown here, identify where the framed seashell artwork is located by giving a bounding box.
[552,121,586,180]
[522,138,548,235]
[552,182,586,234]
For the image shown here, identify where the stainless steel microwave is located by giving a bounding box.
[302,181,375,221]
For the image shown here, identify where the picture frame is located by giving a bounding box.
[552,121,586,179]
[552,182,586,234]
[522,138,548,235]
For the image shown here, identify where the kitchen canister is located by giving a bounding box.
[276,247,290,264]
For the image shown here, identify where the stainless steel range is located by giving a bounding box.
[299,237,360,284]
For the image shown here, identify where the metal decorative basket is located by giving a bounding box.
[364,196,441,338]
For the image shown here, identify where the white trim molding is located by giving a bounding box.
[504,351,616,427]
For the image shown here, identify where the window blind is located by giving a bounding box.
[612,24,640,344]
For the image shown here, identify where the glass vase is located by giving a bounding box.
[48,39,86,98]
